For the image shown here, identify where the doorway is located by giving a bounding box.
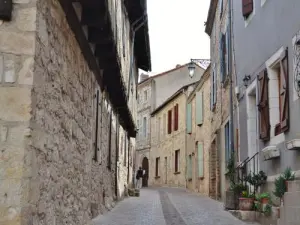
[142,157,149,187]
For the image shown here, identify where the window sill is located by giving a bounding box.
[174,171,181,175]
[155,176,160,179]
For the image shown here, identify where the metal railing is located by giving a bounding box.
[236,152,260,195]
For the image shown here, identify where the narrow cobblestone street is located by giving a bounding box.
[93,188,259,225]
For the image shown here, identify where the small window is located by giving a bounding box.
[175,150,180,173]
[167,110,172,134]
[144,90,148,101]
[155,157,160,177]
[187,154,192,180]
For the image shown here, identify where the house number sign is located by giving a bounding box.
[0,0,12,21]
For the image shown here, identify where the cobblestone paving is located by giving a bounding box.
[93,187,259,225]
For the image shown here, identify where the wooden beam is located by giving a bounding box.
[58,0,103,90]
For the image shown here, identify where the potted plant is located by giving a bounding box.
[283,167,295,191]
[273,175,286,217]
[239,190,255,211]
[257,192,271,212]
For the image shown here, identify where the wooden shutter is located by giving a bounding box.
[175,151,178,172]
[196,92,203,125]
[210,71,214,110]
[174,104,179,131]
[220,34,226,83]
[168,110,172,134]
[242,0,253,18]
[186,103,192,134]
[279,49,289,132]
[258,69,270,141]
[198,142,204,178]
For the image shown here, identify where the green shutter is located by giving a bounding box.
[196,92,203,125]
[198,142,204,177]
[187,103,192,133]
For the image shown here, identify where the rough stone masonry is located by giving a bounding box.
[0,0,119,225]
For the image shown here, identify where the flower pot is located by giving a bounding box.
[261,197,269,204]
[239,197,254,211]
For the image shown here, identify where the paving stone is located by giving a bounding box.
[93,187,260,225]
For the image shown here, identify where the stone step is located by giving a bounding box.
[284,191,300,207]
[284,206,300,223]
[288,180,300,192]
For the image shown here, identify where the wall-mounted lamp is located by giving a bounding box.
[188,59,211,78]
[0,0,12,21]
[243,75,251,87]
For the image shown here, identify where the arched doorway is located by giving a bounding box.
[142,157,149,187]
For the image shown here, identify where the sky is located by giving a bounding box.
[147,0,211,75]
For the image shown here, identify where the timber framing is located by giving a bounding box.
[58,0,151,137]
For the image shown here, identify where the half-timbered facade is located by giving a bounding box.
[0,0,151,224]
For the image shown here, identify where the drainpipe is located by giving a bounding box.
[228,0,235,159]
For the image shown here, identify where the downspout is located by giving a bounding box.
[228,0,235,159]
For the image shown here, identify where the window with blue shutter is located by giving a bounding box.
[220,34,226,83]
[225,25,230,76]
[187,103,192,134]
[196,92,203,125]
[213,68,217,105]
[210,72,214,111]
[198,142,204,178]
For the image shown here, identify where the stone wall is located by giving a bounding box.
[149,93,187,187]
[0,0,37,224]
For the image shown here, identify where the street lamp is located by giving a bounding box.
[188,59,211,78]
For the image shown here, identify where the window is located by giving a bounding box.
[197,142,204,178]
[196,92,203,125]
[174,104,179,131]
[163,114,166,136]
[220,33,227,83]
[167,110,172,134]
[175,150,180,173]
[187,154,192,180]
[259,48,289,139]
[225,122,231,162]
[144,90,148,101]
[242,0,253,19]
[158,117,161,142]
[93,90,100,161]
[143,117,147,137]
[155,157,160,177]
[210,67,217,110]
[186,103,192,134]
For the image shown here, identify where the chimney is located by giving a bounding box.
[140,73,149,82]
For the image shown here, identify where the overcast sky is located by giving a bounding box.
[147,0,211,75]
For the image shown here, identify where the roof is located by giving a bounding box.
[205,0,218,36]
[151,81,199,116]
[125,0,151,71]
[187,64,211,103]
[138,62,205,86]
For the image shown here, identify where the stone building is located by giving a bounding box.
[186,65,211,195]
[0,0,151,225]
[135,63,204,187]
[205,0,235,200]
[149,83,197,187]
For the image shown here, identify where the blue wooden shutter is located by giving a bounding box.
[198,142,204,177]
[186,103,192,134]
[196,92,203,125]
[220,33,225,83]
[213,68,217,105]
[226,26,230,76]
